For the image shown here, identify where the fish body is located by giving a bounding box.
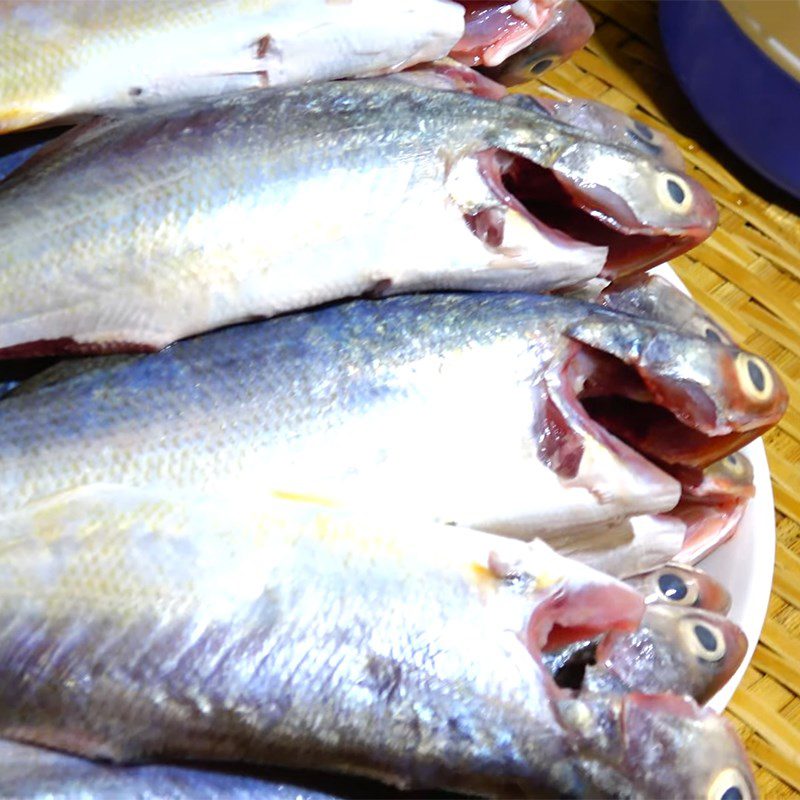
[0,292,785,538]
[0,0,469,133]
[0,79,717,357]
[0,485,755,798]
[0,740,337,800]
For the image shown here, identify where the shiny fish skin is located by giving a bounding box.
[0,739,339,800]
[0,0,467,133]
[0,78,718,357]
[0,485,650,796]
[0,293,785,537]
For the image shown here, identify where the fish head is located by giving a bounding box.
[527,93,687,171]
[598,273,734,344]
[556,692,757,799]
[452,0,585,68]
[563,311,787,467]
[626,563,732,614]
[593,605,748,704]
[492,109,718,278]
[485,0,595,82]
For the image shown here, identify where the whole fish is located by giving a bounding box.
[0,78,718,357]
[0,739,339,800]
[0,294,786,541]
[0,0,474,134]
[0,485,755,798]
[482,0,595,79]
[452,0,593,68]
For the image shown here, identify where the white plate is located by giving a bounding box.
[650,264,774,712]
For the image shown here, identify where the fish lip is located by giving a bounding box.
[451,1,563,68]
[671,495,749,564]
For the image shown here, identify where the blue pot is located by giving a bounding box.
[660,0,800,198]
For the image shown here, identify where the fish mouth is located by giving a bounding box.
[564,342,771,470]
[452,1,567,68]
[500,155,713,277]
[510,544,644,656]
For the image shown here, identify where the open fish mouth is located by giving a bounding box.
[537,332,785,496]
[500,152,717,277]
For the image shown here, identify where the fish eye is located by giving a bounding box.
[703,323,724,343]
[529,57,554,75]
[633,119,654,141]
[656,172,693,214]
[708,767,753,800]
[656,571,699,606]
[680,618,726,662]
[734,353,774,402]
[722,452,748,479]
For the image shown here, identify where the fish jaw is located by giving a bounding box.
[452,0,566,68]
[566,314,788,466]
[486,0,595,82]
[0,485,647,795]
[590,605,748,704]
[494,539,645,653]
[556,692,757,799]
[547,512,686,579]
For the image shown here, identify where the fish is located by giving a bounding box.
[0,484,756,798]
[0,0,472,134]
[0,78,718,358]
[481,0,595,79]
[0,293,785,543]
[0,739,340,800]
[451,0,593,69]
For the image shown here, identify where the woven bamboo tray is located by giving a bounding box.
[513,1,800,794]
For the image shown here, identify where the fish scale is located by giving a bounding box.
[0,292,784,554]
[0,77,717,357]
[0,485,755,798]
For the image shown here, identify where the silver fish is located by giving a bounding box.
[0,78,717,357]
[0,739,337,800]
[0,485,755,798]
[0,0,468,133]
[0,294,785,540]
